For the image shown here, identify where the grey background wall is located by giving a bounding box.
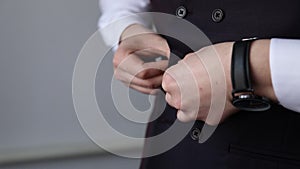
[0,0,149,168]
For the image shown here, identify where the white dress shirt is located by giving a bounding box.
[98,0,300,112]
[98,0,151,46]
[270,39,300,112]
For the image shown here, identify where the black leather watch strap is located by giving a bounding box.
[231,39,272,111]
[231,40,254,94]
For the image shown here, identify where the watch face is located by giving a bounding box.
[233,94,271,111]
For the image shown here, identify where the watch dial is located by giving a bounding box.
[233,95,271,111]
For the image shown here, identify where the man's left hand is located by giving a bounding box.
[162,40,277,125]
[162,42,237,125]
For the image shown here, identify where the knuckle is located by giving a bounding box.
[112,57,120,67]
[166,94,180,109]
[165,95,170,104]
[185,53,195,58]
[113,70,121,80]
[162,73,174,85]
[165,93,172,104]
[113,46,130,67]
[116,45,126,53]
[173,98,181,109]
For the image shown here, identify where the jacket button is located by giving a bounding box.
[212,9,224,23]
[176,6,187,18]
[190,128,201,140]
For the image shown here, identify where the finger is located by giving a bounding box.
[114,69,163,89]
[135,68,164,80]
[114,47,162,70]
[161,72,178,93]
[128,83,160,95]
[113,45,135,67]
[177,109,197,123]
[177,110,190,122]
[115,48,169,78]
[134,48,169,61]
[119,81,156,95]
[166,61,200,113]
[115,53,167,80]
[165,93,181,109]
[136,60,168,79]
[114,52,143,73]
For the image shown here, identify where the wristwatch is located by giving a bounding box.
[231,39,271,111]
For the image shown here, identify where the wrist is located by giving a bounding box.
[249,39,278,103]
[231,39,273,111]
[120,24,154,42]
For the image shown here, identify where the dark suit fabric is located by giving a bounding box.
[140,0,300,168]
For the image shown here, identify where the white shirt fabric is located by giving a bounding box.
[98,0,151,47]
[98,0,300,113]
[270,39,300,112]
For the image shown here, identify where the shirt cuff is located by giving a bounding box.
[98,14,153,47]
[270,38,300,112]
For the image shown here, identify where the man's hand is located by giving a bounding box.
[162,40,277,125]
[113,24,170,94]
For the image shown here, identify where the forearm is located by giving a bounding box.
[249,39,278,103]
[249,38,300,112]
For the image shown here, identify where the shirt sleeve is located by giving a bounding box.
[270,38,300,112]
[98,0,151,47]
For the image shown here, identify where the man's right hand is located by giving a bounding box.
[113,24,170,94]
